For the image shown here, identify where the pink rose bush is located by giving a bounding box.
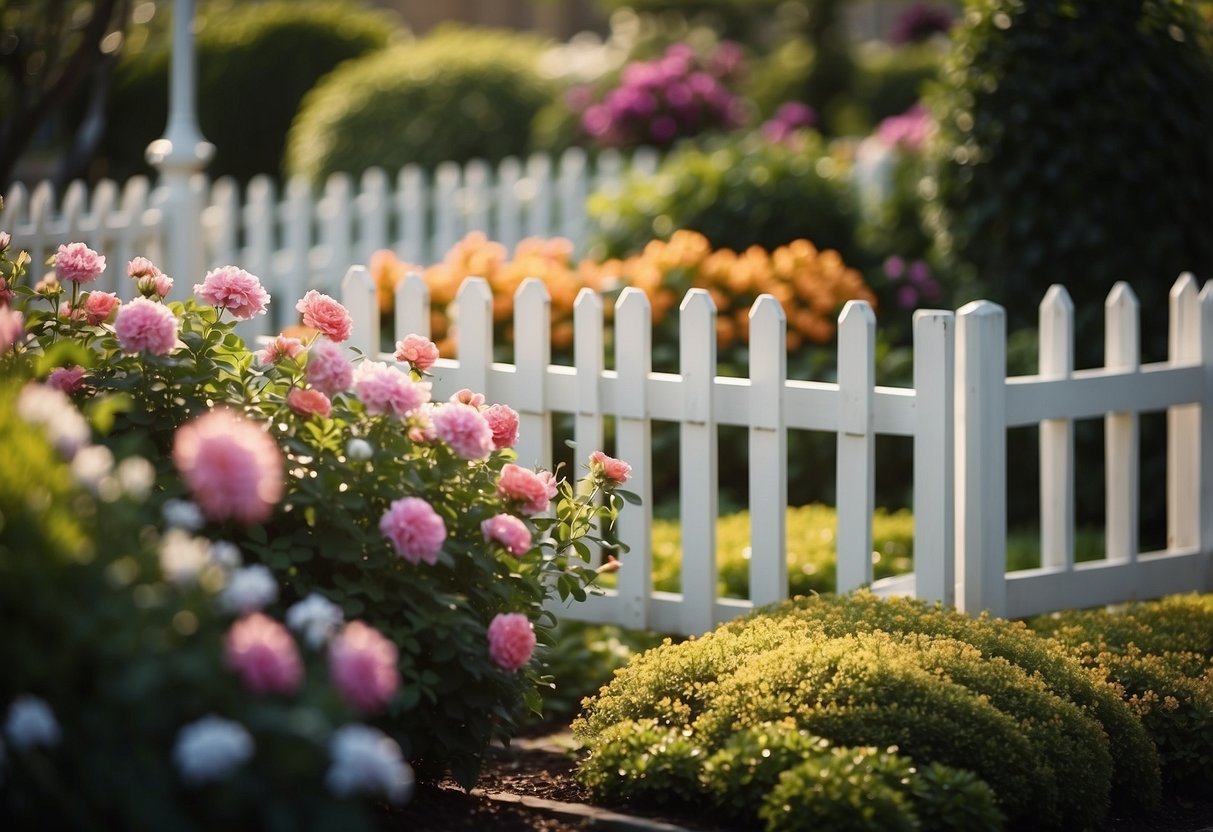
[53,242,106,284]
[0,234,636,810]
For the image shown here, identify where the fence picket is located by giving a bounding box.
[463,159,492,237]
[282,177,312,312]
[397,166,425,264]
[495,157,523,252]
[513,278,552,470]
[341,265,378,359]
[206,177,239,270]
[836,300,876,592]
[524,153,553,241]
[358,168,390,265]
[319,174,353,291]
[679,289,718,633]
[1105,282,1140,563]
[433,162,460,258]
[558,147,588,246]
[912,309,955,604]
[1039,285,1075,570]
[748,295,788,606]
[614,288,654,630]
[396,272,429,341]
[242,176,275,339]
[1200,284,1213,561]
[454,277,493,395]
[1168,274,1200,549]
[573,288,605,567]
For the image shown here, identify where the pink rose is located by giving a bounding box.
[53,242,106,284]
[287,387,332,418]
[483,403,520,450]
[257,334,305,365]
[481,513,532,556]
[127,256,160,279]
[224,613,303,696]
[113,297,178,355]
[353,360,431,419]
[487,613,536,672]
[328,621,401,714]
[172,408,284,525]
[305,339,354,396]
[0,277,13,307]
[46,365,86,393]
[58,301,86,322]
[394,334,439,371]
[0,307,24,354]
[450,388,486,408]
[379,496,446,565]
[431,403,494,461]
[138,273,174,299]
[194,265,270,320]
[82,291,121,325]
[589,451,632,485]
[296,289,352,343]
[496,464,558,515]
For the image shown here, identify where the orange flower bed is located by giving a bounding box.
[371,230,875,356]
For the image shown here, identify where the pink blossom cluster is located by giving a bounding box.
[114,297,178,355]
[0,276,13,306]
[328,621,401,713]
[128,257,172,298]
[0,307,22,354]
[306,339,354,396]
[224,613,303,695]
[287,387,332,418]
[47,365,85,393]
[353,361,431,419]
[379,496,446,565]
[481,513,532,556]
[589,451,632,485]
[431,402,494,460]
[497,464,558,515]
[53,242,106,284]
[296,290,352,342]
[483,403,519,450]
[394,334,439,372]
[81,291,121,325]
[172,408,284,524]
[257,334,305,366]
[487,612,536,672]
[194,266,270,320]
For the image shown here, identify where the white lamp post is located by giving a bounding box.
[146,0,212,286]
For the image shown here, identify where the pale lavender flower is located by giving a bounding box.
[326,724,413,803]
[173,715,254,785]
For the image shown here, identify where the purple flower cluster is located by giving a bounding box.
[887,2,955,44]
[760,101,817,145]
[876,103,934,154]
[577,42,747,149]
[884,256,941,310]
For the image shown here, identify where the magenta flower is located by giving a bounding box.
[328,621,401,714]
[46,365,86,393]
[224,613,303,696]
[172,408,284,525]
[353,360,431,419]
[53,242,106,284]
[431,403,494,461]
[481,514,532,556]
[379,496,446,565]
[0,307,24,354]
[114,297,178,355]
[487,613,536,672]
[483,403,520,450]
[194,265,270,320]
[496,463,558,516]
[82,290,121,325]
[306,339,354,397]
[589,450,632,485]
[256,334,305,365]
[296,289,352,343]
[287,387,332,419]
[394,334,439,372]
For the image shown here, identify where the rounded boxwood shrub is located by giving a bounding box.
[285,27,556,180]
[925,0,1213,343]
[575,606,1115,829]
[586,131,860,263]
[104,0,401,182]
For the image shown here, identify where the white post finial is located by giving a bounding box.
[147,0,213,287]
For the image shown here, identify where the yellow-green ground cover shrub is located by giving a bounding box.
[575,594,1130,830]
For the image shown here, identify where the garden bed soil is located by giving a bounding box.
[380,728,1213,832]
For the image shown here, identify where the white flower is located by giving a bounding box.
[70,444,114,494]
[219,564,278,614]
[209,540,242,570]
[173,715,254,786]
[4,695,61,751]
[115,456,156,499]
[159,529,212,585]
[345,438,373,461]
[162,499,205,531]
[286,593,344,649]
[17,384,89,459]
[326,724,413,804]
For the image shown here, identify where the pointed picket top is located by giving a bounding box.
[516,275,551,308]
[1039,285,1073,378]
[749,293,786,327]
[2,180,27,223]
[1169,273,1200,363]
[361,166,388,193]
[616,285,652,322]
[574,285,604,317]
[1105,281,1140,369]
[748,294,786,431]
[122,175,150,211]
[341,265,379,358]
[63,180,87,223]
[31,178,55,214]
[395,271,430,339]
[838,299,875,346]
[90,179,117,217]
[680,286,716,316]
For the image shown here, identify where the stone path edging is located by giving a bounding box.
[471,788,700,832]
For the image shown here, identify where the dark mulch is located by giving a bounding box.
[379,729,1213,832]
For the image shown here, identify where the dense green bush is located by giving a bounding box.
[925,0,1213,344]
[576,601,1119,829]
[285,27,556,180]
[587,131,859,261]
[104,0,401,182]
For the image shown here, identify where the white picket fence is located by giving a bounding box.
[0,147,658,334]
[332,265,1213,634]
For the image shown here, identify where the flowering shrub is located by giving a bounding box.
[0,231,633,811]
